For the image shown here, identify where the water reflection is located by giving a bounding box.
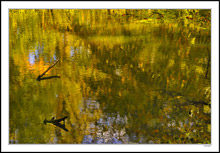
[28,52,35,65]
[82,112,128,144]
[9,9,211,144]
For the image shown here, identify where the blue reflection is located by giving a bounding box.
[82,135,123,144]
[95,138,104,144]
[28,52,35,65]
[35,49,39,60]
[54,54,57,60]
[112,138,122,144]
[35,44,44,61]
[70,47,75,57]
[82,135,93,144]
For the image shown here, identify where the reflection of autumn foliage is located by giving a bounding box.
[29,58,51,76]
[13,55,30,76]
[9,9,211,144]
[62,82,103,143]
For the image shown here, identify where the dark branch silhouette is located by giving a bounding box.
[205,52,211,79]
[37,76,60,81]
[36,58,59,81]
[44,116,69,132]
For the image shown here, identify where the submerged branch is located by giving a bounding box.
[36,58,59,81]
[44,116,68,132]
[37,76,60,81]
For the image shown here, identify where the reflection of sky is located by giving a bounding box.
[82,135,122,144]
[28,52,35,65]
[34,44,44,60]
[35,48,39,60]
[71,46,82,57]
[53,54,57,60]
[50,54,57,62]
[28,45,41,65]
[28,44,76,65]
[70,47,75,57]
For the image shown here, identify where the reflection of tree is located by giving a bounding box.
[9,9,211,144]
[77,19,211,143]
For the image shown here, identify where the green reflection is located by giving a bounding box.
[9,9,211,144]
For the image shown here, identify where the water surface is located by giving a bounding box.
[9,9,211,144]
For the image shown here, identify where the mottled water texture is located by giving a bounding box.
[9,9,211,144]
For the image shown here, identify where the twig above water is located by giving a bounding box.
[36,58,59,81]
[37,76,60,81]
[44,116,69,132]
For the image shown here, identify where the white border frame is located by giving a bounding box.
[1,1,219,152]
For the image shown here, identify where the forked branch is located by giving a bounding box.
[36,58,60,81]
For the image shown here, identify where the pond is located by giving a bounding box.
[9,9,211,144]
